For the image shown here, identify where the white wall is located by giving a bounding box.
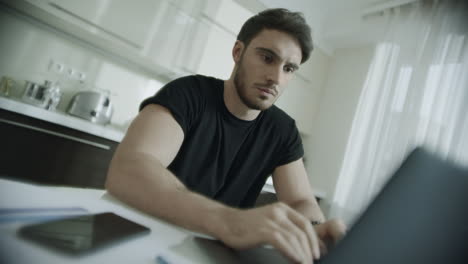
[306,45,375,215]
[274,47,332,194]
[275,47,331,133]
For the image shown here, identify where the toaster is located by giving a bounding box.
[67,90,113,125]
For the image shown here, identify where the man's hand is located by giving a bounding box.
[314,219,347,255]
[217,202,321,264]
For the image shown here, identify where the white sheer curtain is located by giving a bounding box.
[329,0,468,223]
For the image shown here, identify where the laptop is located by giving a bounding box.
[184,147,468,263]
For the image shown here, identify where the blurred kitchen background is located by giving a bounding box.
[0,0,467,222]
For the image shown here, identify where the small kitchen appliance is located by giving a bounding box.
[22,80,62,110]
[67,90,113,125]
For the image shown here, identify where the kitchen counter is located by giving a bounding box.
[0,96,125,142]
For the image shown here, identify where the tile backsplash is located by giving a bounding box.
[0,7,166,130]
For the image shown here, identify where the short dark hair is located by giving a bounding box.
[237,8,313,64]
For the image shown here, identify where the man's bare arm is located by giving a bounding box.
[273,159,325,222]
[105,104,321,264]
[273,159,347,252]
[107,105,240,234]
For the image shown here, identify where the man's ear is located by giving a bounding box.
[232,40,244,63]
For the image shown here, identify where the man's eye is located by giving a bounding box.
[261,54,273,63]
[284,66,296,73]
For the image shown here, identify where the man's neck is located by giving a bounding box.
[223,80,261,121]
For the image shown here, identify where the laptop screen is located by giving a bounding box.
[320,147,468,264]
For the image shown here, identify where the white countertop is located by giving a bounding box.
[0,96,125,142]
[0,178,210,264]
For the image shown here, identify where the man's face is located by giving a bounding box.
[233,29,302,111]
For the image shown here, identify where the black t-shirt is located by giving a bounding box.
[140,75,303,208]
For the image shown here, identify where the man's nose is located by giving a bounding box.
[265,65,283,85]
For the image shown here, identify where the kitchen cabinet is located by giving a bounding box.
[0,0,211,78]
[170,0,207,17]
[144,2,210,75]
[195,20,236,79]
[202,0,253,35]
[23,0,163,51]
[193,0,254,78]
[0,108,118,188]
[148,0,254,77]
[0,0,260,80]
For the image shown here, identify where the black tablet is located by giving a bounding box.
[18,212,150,255]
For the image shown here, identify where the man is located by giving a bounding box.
[106,8,346,264]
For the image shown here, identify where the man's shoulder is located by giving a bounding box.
[256,105,302,161]
[259,105,299,137]
[169,74,222,90]
[139,74,221,112]
[264,104,296,125]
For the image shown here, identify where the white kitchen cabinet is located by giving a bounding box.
[174,17,212,74]
[23,0,163,51]
[1,0,258,80]
[1,0,210,78]
[144,2,209,75]
[195,20,236,79]
[203,0,253,35]
[193,0,254,79]
[170,0,207,17]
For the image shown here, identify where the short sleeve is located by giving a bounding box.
[139,76,203,134]
[276,120,304,166]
